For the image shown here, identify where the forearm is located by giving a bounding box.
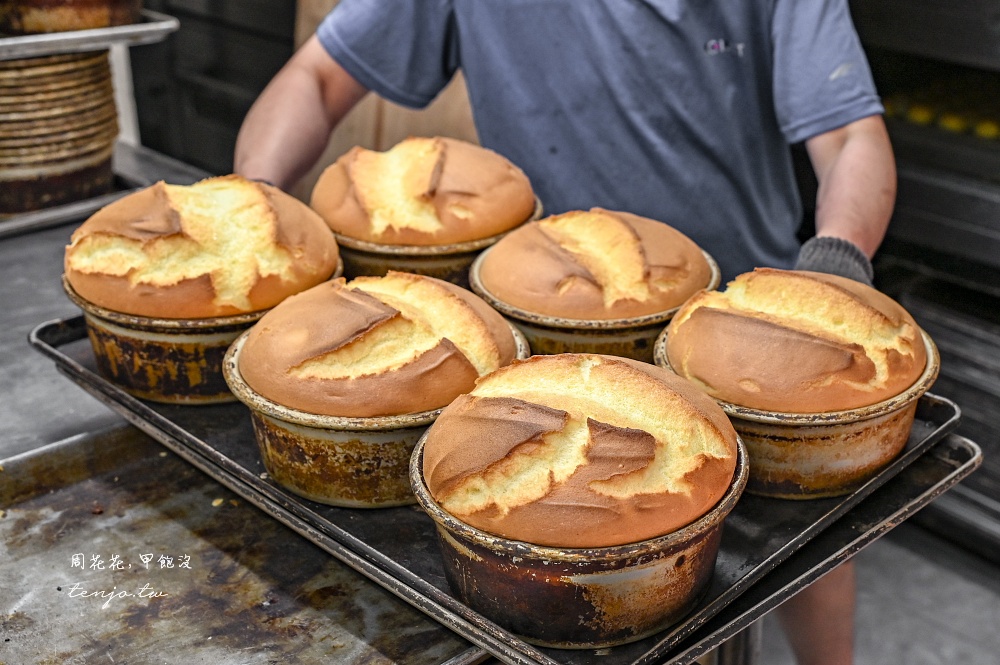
[806,115,896,257]
[234,36,368,191]
[234,70,338,190]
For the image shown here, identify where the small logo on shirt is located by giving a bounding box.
[705,38,745,57]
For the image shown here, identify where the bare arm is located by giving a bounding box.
[234,35,369,190]
[804,114,896,257]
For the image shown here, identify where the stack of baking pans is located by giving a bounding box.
[0,50,118,216]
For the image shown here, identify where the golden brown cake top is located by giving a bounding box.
[237,271,519,418]
[64,175,340,319]
[665,268,929,413]
[477,208,713,320]
[422,353,739,548]
[309,136,536,246]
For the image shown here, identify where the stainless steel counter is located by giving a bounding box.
[0,426,474,664]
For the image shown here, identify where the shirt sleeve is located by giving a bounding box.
[316,0,458,109]
[771,0,884,143]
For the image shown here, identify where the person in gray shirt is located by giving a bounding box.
[235,3,895,663]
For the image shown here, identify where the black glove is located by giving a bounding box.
[794,236,874,286]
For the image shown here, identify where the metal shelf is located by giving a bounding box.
[0,9,178,61]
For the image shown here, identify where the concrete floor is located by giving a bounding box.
[759,520,1000,664]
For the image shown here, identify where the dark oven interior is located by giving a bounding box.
[850,0,1000,562]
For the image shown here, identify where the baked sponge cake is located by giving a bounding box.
[421,353,739,548]
[0,0,140,34]
[64,175,340,319]
[237,271,519,418]
[665,268,928,413]
[476,208,714,320]
[310,136,536,246]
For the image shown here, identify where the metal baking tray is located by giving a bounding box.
[0,9,178,61]
[30,316,964,665]
[670,429,982,663]
[0,423,482,664]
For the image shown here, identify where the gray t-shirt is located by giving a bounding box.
[317,0,883,281]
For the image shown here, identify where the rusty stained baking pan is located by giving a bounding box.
[409,436,749,649]
[29,315,966,665]
[0,424,478,664]
[467,247,720,364]
[0,142,211,240]
[331,197,545,289]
